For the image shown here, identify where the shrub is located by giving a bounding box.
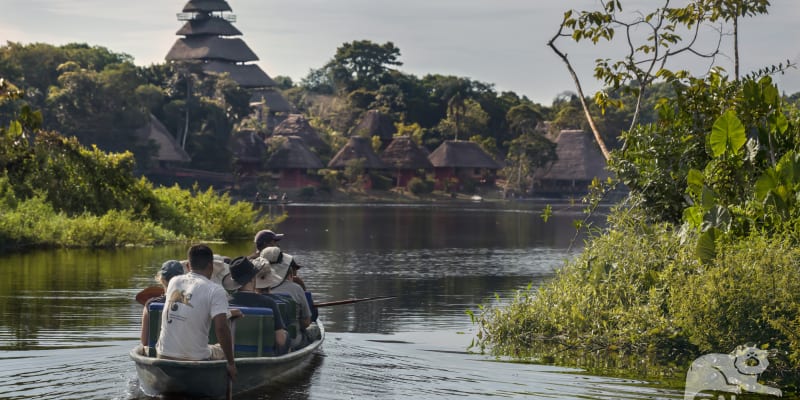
[407,177,433,195]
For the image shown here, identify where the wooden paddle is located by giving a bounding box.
[135,286,165,305]
[314,296,396,308]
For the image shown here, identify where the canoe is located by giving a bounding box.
[130,320,324,398]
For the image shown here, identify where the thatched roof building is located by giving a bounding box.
[352,110,396,145]
[166,36,258,63]
[380,136,432,187]
[535,130,610,191]
[137,114,191,164]
[203,61,276,88]
[166,0,290,111]
[230,129,267,165]
[328,137,386,169]
[272,114,328,153]
[182,0,232,12]
[264,136,323,188]
[428,140,502,191]
[381,136,432,170]
[265,136,324,170]
[176,17,241,36]
[428,140,502,169]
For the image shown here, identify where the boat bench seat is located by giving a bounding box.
[145,303,277,358]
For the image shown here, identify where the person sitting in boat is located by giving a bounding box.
[222,256,289,353]
[256,247,312,349]
[251,229,308,290]
[139,259,185,347]
[156,244,242,382]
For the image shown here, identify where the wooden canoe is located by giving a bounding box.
[129,320,324,398]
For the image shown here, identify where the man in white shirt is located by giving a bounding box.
[156,244,238,381]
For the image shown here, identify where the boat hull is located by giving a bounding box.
[131,320,324,398]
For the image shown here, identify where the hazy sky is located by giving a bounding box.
[2,0,800,104]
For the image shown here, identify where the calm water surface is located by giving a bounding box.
[0,203,684,399]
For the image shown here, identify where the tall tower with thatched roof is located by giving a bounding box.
[165,0,291,113]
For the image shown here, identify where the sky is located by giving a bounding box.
[2,0,800,104]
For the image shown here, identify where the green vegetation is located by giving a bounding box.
[0,79,281,251]
[474,0,800,385]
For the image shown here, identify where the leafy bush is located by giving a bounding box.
[407,177,433,195]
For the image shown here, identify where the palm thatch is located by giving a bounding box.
[165,37,258,63]
[230,129,267,163]
[272,114,328,153]
[265,136,324,169]
[536,130,610,181]
[328,137,386,169]
[352,109,396,141]
[249,89,292,113]
[182,0,232,13]
[428,140,502,169]
[380,136,432,170]
[201,61,276,88]
[137,114,191,163]
[176,18,241,37]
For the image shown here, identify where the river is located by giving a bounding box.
[0,202,685,399]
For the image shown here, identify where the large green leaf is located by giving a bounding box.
[696,228,719,265]
[710,110,746,157]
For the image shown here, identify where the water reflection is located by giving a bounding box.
[0,203,689,400]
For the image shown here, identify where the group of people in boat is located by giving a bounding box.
[137,229,317,383]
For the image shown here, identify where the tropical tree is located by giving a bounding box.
[548,0,776,160]
[326,40,403,91]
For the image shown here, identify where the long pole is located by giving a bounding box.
[314,296,396,308]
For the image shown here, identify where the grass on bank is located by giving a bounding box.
[472,203,800,384]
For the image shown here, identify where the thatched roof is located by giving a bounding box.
[249,89,292,113]
[272,114,329,152]
[138,114,191,163]
[428,140,502,169]
[537,130,611,181]
[182,0,232,13]
[328,137,387,169]
[201,61,276,88]
[380,136,432,170]
[265,136,324,169]
[165,36,258,62]
[177,18,241,37]
[230,129,266,163]
[352,110,396,140]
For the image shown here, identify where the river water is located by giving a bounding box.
[0,202,685,399]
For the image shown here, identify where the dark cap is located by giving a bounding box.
[160,260,185,280]
[222,256,259,291]
[254,230,284,249]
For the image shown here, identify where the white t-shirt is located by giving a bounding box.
[156,272,229,360]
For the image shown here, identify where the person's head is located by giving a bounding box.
[156,259,184,287]
[188,244,214,273]
[254,229,283,251]
[222,256,259,291]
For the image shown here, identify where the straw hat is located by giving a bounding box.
[254,247,293,289]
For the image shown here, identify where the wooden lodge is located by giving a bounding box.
[534,130,610,195]
[264,136,324,188]
[272,114,330,156]
[351,110,396,150]
[165,0,290,115]
[328,137,387,189]
[380,136,432,187]
[427,140,503,191]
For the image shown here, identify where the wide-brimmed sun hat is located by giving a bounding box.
[222,256,259,291]
[254,247,293,289]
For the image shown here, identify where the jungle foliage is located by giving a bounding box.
[475,0,800,383]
